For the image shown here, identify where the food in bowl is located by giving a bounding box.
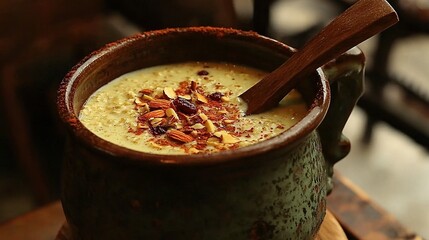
[79,61,307,155]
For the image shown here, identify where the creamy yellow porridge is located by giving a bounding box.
[79,62,307,154]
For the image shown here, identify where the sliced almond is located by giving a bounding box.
[205,119,216,133]
[150,117,165,127]
[139,103,150,113]
[142,109,165,120]
[179,94,192,100]
[213,131,224,138]
[142,94,155,101]
[207,137,220,147]
[149,99,171,109]
[221,132,239,144]
[223,119,235,124]
[167,129,194,143]
[221,96,230,102]
[137,122,149,129]
[149,141,163,149]
[207,137,220,143]
[173,122,183,129]
[199,113,208,122]
[191,123,205,129]
[165,108,179,120]
[188,147,199,154]
[195,92,208,103]
[134,97,146,106]
[190,130,199,137]
[163,87,177,99]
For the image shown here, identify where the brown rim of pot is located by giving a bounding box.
[57,27,330,167]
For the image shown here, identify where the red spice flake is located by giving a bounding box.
[206,112,224,122]
[176,81,191,95]
[153,137,180,147]
[188,114,203,124]
[223,125,236,133]
[128,127,144,135]
[195,142,208,150]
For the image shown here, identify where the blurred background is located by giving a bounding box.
[0,0,428,238]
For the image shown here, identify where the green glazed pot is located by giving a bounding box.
[57,27,364,240]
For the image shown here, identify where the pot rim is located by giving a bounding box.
[57,26,330,167]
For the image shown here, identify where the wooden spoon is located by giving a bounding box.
[240,0,398,115]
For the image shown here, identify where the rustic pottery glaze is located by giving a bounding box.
[57,27,364,240]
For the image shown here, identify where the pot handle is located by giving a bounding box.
[318,47,365,181]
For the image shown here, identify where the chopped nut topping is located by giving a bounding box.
[205,120,216,133]
[142,94,155,101]
[213,131,223,138]
[137,122,148,129]
[150,117,165,127]
[221,132,239,144]
[195,92,208,103]
[179,94,192,100]
[141,109,165,120]
[165,108,179,120]
[167,129,194,143]
[134,97,146,106]
[139,89,154,95]
[140,103,150,113]
[80,62,302,156]
[149,99,171,109]
[191,123,205,129]
[163,87,177,99]
[199,113,208,122]
[132,78,243,152]
[221,96,230,102]
[188,147,199,154]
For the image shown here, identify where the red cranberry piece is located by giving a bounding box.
[173,97,197,115]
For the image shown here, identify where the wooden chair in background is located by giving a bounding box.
[0,0,131,204]
[251,0,429,149]
[0,0,238,205]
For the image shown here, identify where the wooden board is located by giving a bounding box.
[55,210,346,240]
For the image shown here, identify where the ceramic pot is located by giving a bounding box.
[57,27,364,240]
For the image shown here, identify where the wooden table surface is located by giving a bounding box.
[0,172,422,240]
[0,202,346,240]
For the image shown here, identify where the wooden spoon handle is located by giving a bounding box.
[241,0,398,114]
